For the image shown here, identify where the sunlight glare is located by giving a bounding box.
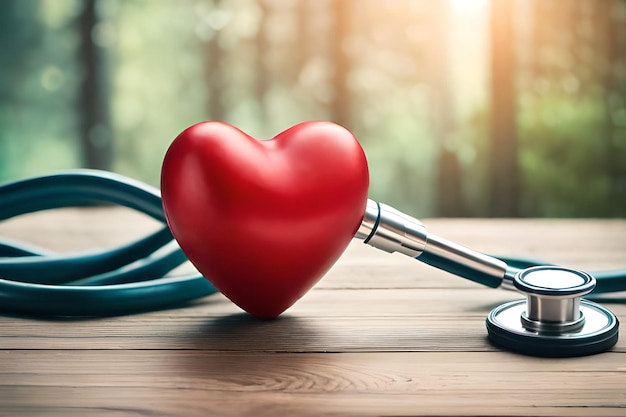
[450,0,487,14]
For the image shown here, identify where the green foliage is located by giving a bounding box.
[518,91,625,217]
[0,0,80,182]
[360,103,437,216]
[0,0,624,219]
[111,0,207,186]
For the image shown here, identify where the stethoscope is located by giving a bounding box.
[0,170,622,357]
[358,199,621,357]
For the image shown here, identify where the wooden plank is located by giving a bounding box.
[0,350,624,417]
[0,209,625,416]
[0,288,624,352]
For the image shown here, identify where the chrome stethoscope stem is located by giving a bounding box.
[356,199,511,289]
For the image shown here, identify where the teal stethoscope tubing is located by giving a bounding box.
[0,170,624,317]
[0,170,217,316]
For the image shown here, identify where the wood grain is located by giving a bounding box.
[1,351,625,417]
[0,208,624,416]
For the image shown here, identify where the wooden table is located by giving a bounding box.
[0,208,624,416]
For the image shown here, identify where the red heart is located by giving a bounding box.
[161,121,369,318]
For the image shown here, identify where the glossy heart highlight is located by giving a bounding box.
[161,121,369,318]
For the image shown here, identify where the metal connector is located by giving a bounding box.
[355,199,380,241]
[356,199,507,288]
[355,199,427,258]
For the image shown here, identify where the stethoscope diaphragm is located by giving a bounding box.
[486,266,619,357]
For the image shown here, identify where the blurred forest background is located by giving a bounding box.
[1,0,625,217]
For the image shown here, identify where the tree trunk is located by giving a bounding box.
[255,0,270,131]
[599,1,626,215]
[330,0,351,128]
[204,0,226,121]
[428,1,464,217]
[78,0,113,170]
[488,0,518,217]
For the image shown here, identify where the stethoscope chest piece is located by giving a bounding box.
[486,266,619,357]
